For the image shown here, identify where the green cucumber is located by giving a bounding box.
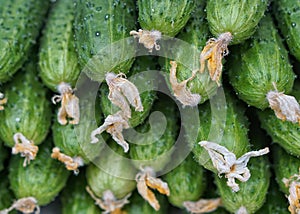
[100,56,157,128]
[228,14,295,110]
[0,0,49,82]
[123,191,168,214]
[215,156,270,213]
[160,0,218,106]
[61,169,101,214]
[188,92,249,173]
[206,0,268,44]
[39,0,80,92]
[163,154,206,208]
[273,0,300,62]
[137,0,195,37]
[74,0,136,81]
[0,57,51,164]
[8,139,70,206]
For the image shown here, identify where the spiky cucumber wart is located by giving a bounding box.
[86,142,137,213]
[129,96,178,211]
[39,0,81,125]
[6,139,70,213]
[161,0,218,107]
[51,92,105,174]
[0,0,49,82]
[199,0,268,85]
[74,0,137,82]
[273,0,300,62]
[0,58,51,166]
[130,0,195,52]
[228,15,298,124]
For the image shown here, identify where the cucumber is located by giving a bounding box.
[8,139,70,209]
[273,0,300,62]
[160,0,218,106]
[100,56,157,128]
[61,169,101,214]
[52,92,105,173]
[74,0,136,82]
[228,14,295,111]
[39,0,81,125]
[206,0,268,45]
[86,142,137,213]
[215,156,270,214]
[0,57,51,166]
[162,154,206,208]
[0,0,50,82]
[123,191,168,214]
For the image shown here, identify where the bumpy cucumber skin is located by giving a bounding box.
[100,56,157,128]
[228,15,295,110]
[273,0,300,62]
[74,0,136,81]
[137,0,195,37]
[189,92,249,173]
[0,141,8,172]
[61,169,101,214]
[163,154,205,208]
[86,143,137,199]
[206,0,268,44]
[0,60,51,148]
[0,0,49,82]
[52,94,104,164]
[0,171,15,212]
[8,140,70,206]
[39,0,80,92]
[272,144,300,195]
[161,0,218,104]
[129,96,179,172]
[123,191,168,214]
[215,157,270,214]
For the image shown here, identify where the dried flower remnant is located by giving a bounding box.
[52,82,79,125]
[267,83,300,124]
[169,61,201,107]
[183,198,222,214]
[199,141,269,192]
[199,32,232,86]
[130,29,162,52]
[90,111,130,152]
[12,133,38,167]
[106,72,143,119]
[136,167,170,211]
[51,147,84,174]
[236,206,248,214]
[282,169,300,214]
[86,186,131,214]
[0,197,40,214]
[0,92,7,110]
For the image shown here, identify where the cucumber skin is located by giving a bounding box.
[0,0,49,82]
[163,154,206,208]
[273,0,300,62]
[39,0,80,92]
[0,59,51,148]
[206,0,268,44]
[8,139,70,206]
[228,15,295,110]
[61,170,101,214]
[215,157,270,214]
[137,0,195,37]
[74,0,136,82]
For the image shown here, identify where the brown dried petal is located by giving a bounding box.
[199,32,232,86]
[12,133,38,167]
[0,92,7,111]
[282,171,300,214]
[267,90,300,124]
[130,29,161,52]
[0,197,39,214]
[91,112,130,152]
[183,198,222,214]
[169,61,201,107]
